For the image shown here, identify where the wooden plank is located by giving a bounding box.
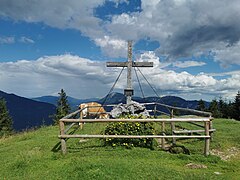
[59,134,210,139]
[106,62,153,67]
[155,102,212,116]
[173,129,216,134]
[106,62,127,67]
[60,118,210,123]
[61,109,81,119]
[64,123,76,134]
[133,62,153,67]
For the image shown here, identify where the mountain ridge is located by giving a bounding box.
[33,92,210,110]
[0,90,56,131]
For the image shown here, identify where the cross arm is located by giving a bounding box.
[106,62,153,67]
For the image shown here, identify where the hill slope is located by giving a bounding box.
[0,90,56,131]
[0,119,239,179]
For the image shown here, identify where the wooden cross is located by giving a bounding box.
[106,41,153,104]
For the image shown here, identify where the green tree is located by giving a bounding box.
[233,91,240,120]
[0,98,13,136]
[208,99,221,118]
[52,89,71,125]
[218,97,229,118]
[197,99,206,111]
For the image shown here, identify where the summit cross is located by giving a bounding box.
[106,41,153,104]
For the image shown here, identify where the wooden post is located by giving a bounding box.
[170,109,176,145]
[161,121,165,150]
[209,116,213,141]
[126,40,133,105]
[79,110,83,130]
[204,121,210,156]
[59,121,67,154]
[154,104,157,118]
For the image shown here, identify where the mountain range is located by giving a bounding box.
[0,90,209,132]
[0,90,56,131]
[34,92,210,114]
[32,96,99,110]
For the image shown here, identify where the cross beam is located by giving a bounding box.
[106,62,153,67]
[106,41,153,104]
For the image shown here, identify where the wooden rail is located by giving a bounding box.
[59,116,212,156]
[59,134,210,139]
[60,118,210,123]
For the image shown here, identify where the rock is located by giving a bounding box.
[185,163,207,169]
[110,101,149,118]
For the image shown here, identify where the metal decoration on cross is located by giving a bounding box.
[106,40,153,105]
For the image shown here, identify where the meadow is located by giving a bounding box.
[0,118,239,179]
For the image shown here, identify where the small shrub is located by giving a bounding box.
[104,114,156,149]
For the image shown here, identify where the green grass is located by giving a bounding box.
[0,119,240,179]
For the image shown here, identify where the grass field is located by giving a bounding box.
[0,118,240,179]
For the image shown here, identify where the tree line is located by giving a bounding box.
[197,91,240,120]
[1,90,239,137]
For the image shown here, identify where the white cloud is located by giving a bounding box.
[206,70,240,77]
[0,54,116,98]
[172,61,206,68]
[0,1,239,100]
[0,0,105,38]
[19,36,35,44]
[1,0,240,64]
[94,36,127,57]
[1,54,238,100]
[111,13,137,25]
[0,36,15,44]
[106,0,240,64]
[213,42,240,67]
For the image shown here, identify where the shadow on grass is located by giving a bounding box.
[51,125,80,153]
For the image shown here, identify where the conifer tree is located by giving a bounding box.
[0,98,13,136]
[233,91,240,120]
[197,99,206,111]
[218,97,227,118]
[208,99,221,118]
[53,89,71,125]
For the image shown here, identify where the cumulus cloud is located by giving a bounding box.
[94,36,127,57]
[106,0,240,64]
[0,36,15,44]
[1,0,240,64]
[0,54,239,100]
[0,1,239,100]
[0,0,105,38]
[213,42,240,67]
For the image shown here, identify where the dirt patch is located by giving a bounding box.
[210,147,240,161]
[185,163,207,169]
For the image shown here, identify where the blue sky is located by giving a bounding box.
[0,0,239,101]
